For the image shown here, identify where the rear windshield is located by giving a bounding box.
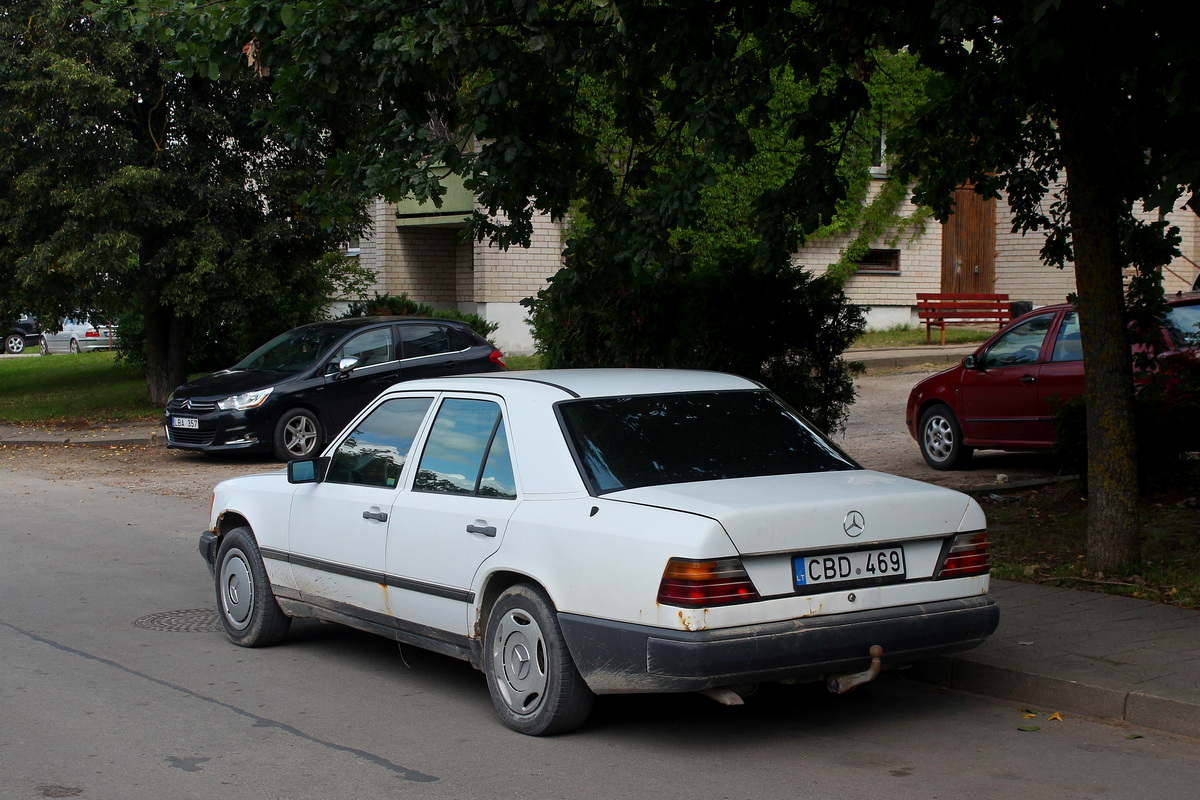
[557,390,858,495]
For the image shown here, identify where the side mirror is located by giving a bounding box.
[963,354,978,369]
[288,457,328,484]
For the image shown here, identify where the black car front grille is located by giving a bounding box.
[166,428,216,447]
[166,398,218,413]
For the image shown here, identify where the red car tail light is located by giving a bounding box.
[934,531,991,579]
[85,330,100,337]
[490,350,506,369]
[657,557,760,607]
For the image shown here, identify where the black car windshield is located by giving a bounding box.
[233,327,348,373]
[558,390,858,495]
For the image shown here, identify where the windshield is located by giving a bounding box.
[557,390,858,495]
[233,327,347,373]
[1164,303,1200,348]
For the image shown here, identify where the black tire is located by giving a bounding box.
[38,336,49,356]
[919,403,973,470]
[484,584,594,736]
[214,526,291,646]
[5,333,24,354]
[272,408,323,461]
[69,338,79,354]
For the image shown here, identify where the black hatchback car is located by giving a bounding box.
[164,317,505,460]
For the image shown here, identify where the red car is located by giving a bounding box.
[906,295,1200,469]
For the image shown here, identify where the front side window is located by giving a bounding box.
[327,397,434,487]
[981,313,1054,368]
[339,327,394,368]
[415,398,516,499]
[557,391,857,495]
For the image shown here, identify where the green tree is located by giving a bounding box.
[839,0,1200,570]
[0,0,370,403]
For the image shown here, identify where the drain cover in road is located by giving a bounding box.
[134,609,222,633]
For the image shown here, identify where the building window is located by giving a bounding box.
[857,248,900,274]
[344,237,360,257]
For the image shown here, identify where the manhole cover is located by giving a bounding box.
[134,609,222,633]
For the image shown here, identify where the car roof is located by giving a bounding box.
[390,368,764,400]
[294,316,471,335]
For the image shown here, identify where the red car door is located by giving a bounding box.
[1033,310,1085,444]
[959,310,1060,445]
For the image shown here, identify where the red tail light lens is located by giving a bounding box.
[935,531,990,578]
[490,350,506,369]
[85,330,100,337]
[657,557,760,607]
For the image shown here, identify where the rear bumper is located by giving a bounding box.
[559,595,999,694]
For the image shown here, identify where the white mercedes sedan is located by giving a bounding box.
[201,369,998,735]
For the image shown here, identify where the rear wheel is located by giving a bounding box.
[5,333,24,354]
[484,584,594,735]
[215,526,291,646]
[272,409,322,461]
[919,404,973,470]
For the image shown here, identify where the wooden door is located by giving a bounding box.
[941,187,996,293]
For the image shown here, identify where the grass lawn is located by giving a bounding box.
[982,468,1200,609]
[851,324,997,349]
[0,352,162,425]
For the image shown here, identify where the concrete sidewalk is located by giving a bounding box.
[2,347,1197,741]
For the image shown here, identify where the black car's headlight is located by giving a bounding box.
[217,387,274,411]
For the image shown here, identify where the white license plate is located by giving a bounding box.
[794,547,906,588]
[171,417,199,429]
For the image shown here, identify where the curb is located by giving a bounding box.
[906,656,1200,740]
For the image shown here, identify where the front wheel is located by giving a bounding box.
[4,333,24,354]
[919,404,973,470]
[215,526,291,646]
[38,337,49,356]
[484,585,594,735]
[272,409,322,461]
[69,338,80,354]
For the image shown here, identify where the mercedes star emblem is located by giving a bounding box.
[843,510,865,537]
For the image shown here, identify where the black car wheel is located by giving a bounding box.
[215,526,291,647]
[5,333,24,354]
[484,584,594,735]
[919,403,973,470]
[272,408,323,461]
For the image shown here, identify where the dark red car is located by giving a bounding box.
[906,295,1200,469]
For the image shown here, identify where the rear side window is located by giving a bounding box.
[558,391,856,495]
[401,324,452,358]
[414,398,517,499]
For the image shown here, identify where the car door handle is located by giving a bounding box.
[1021,374,1036,384]
[466,523,497,537]
[363,510,388,522]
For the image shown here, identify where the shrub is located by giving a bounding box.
[523,252,866,434]
[342,291,499,341]
[1054,352,1200,489]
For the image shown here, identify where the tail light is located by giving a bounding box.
[85,330,100,338]
[934,531,990,578]
[657,557,760,607]
[490,350,506,369]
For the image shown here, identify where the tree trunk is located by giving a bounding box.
[1057,114,1141,571]
[143,300,193,406]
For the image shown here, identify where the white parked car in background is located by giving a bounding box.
[40,318,119,354]
[201,369,998,735]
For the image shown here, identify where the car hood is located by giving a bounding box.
[174,368,299,399]
[604,470,981,555]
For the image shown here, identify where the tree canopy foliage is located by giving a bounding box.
[1,0,370,401]
[101,0,1200,569]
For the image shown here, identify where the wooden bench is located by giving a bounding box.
[916,293,1012,345]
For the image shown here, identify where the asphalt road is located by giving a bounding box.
[4,468,1200,799]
